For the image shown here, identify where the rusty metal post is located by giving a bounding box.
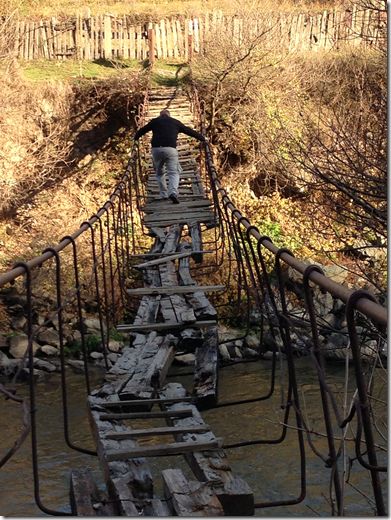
[346,290,386,516]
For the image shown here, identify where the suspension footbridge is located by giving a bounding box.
[0,85,387,516]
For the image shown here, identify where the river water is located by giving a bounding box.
[0,357,387,517]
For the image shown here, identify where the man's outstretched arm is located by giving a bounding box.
[134,120,153,140]
[178,122,206,142]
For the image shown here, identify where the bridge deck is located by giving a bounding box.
[85,87,254,516]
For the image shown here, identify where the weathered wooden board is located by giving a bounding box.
[118,334,176,402]
[193,326,219,409]
[105,424,211,439]
[144,210,215,222]
[160,383,254,516]
[189,221,203,263]
[70,468,101,516]
[117,320,217,333]
[160,295,180,323]
[100,408,194,421]
[104,332,155,379]
[88,395,154,515]
[162,469,224,516]
[178,242,196,285]
[184,291,218,321]
[132,295,160,324]
[145,217,215,227]
[101,396,195,408]
[142,199,212,213]
[126,285,225,296]
[161,224,183,253]
[106,439,221,461]
[134,251,194,269]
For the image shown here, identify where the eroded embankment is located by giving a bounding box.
[0,64,147,270]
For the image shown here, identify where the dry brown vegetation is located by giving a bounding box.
[0,0,385,299]
[0,56,147,271]
[1,0,341,19]
[191,0,386,296]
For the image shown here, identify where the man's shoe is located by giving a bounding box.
[169,194,180,204]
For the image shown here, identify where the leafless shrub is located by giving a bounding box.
[192,1,386,295]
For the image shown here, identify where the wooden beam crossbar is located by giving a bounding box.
[126,285,225,296]
[105,439,221,462]
[104,424,211,439]
[117,320,217,333]
[100,409,193,421]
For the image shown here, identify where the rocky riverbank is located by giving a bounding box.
[0,261,385,382]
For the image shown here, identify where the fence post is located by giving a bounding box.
[188,33,193,62]
[188,19,193,62]
[103,14,112,59]
[148,26,155,66]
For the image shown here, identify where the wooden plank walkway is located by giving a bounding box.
[81,86,254,516]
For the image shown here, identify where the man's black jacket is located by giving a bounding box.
[134,115,205,148]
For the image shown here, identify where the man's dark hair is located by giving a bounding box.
[160,109,171,117]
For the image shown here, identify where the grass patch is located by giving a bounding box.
[150,60,190,86]
[21,58,142,81]
[19,58,189,85]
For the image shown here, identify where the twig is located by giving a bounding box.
[0,389,31,468]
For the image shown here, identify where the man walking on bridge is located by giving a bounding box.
[134,109,206,204]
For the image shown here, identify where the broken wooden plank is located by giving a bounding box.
[117,320,217,333]
[132,295,160,324]
[104,332,155,379]
[143,498,173,516]
[160,383,254,516]
[130,249,212,259]
[126,285,225,296]
[101,396,195,408]
[105,439,221,461]
[110,478,140,516]
[162,469,224,516]
[110,332,165,388]
[194,326,219,410]
[142,199,212,213]
[105,424,211,439]
[160,295,180,323]
[100,409,194,421]
[148,226,166,242]
[184,291,218,321]
[88,395,154,514]
[178,242,196,286]
[146,218,215,228]
[161,224,183,254]
[144,210,214,222]
[189,221,203,263]
[70,468,101,516]
[118,334,176,401]
[134,251,193,269]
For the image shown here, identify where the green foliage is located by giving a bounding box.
[108,327,125,342]
[64,333,101,357]
[256,218,301,252]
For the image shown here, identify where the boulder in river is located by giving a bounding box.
[33,358,58,373]
[37,328,61,347]
[40,345,59,356]
[9,334,40,358]
[0,351,21,376]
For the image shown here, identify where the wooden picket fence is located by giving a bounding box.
[11,7,386,61]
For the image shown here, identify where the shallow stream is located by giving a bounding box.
[0,357,387,516]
